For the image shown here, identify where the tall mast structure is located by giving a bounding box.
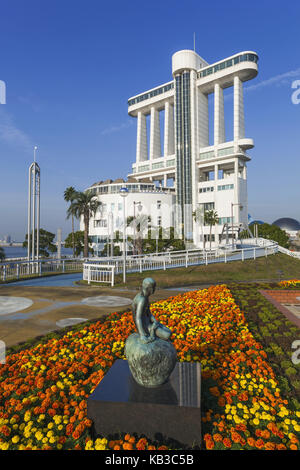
[27,146,41,261]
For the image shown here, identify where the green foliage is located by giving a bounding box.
[0,247,5,261]
[285,367,298,377]
[64,186,77,257]
[100,243,121,257]
[64,231,93,256]
[23,228,57,258]
[248,222,290,248]
[66,190,100,258]
[142,227,185,254]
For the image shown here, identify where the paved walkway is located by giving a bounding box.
[0,282,186,348]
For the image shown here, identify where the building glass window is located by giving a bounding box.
[217,184,234,191]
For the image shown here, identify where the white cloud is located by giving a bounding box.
[244,68,300,92]
[0,109,32,151]
[101,119,134,136]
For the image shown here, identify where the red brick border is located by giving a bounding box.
[260,290,300,328]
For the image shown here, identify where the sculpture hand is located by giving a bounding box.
[140,334,155,344]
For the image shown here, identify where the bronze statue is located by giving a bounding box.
[131,278,171,344]
[125,277,176,388]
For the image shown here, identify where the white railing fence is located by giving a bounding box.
[0,258,84,282]
[277,245,300,259]
[82,238,278,280]
[0,237,280,283]
[83,264,115,286]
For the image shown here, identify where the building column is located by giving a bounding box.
[163,174,167,187]
[233,76,245,142]
[136,111,148,163]
[214,163,218,182]
[214,83,225,146]
[164,102,174,156]
[198,90,209,148]
[149,106,161,160]
[234,158,239,224]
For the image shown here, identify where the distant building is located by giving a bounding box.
[273,218,300,240]
[81,179,175,256]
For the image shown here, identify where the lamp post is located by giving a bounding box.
[133,201,142,255]
[231,203,243,249]
[107,212,114,258]
[120,187,129,283]
[110,212,114,258]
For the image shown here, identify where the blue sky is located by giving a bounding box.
[0,0,300,241]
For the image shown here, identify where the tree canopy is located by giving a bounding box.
[66,190,100,258]
[64,231,93,257]
[0,247,5,262]
[23,229,57,258]
[248,223,290,248]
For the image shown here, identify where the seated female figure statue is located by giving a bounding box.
[132,278,171,344]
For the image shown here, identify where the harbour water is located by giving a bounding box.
[2,246,73,259]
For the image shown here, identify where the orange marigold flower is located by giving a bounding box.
[223,438,231,448]
[247,437,255,447]
[231,432,241,444]
[255,439,264,449]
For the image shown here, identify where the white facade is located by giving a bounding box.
[81,180,175,255]
[127,49,258,247]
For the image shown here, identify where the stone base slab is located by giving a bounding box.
[87,359,201,448]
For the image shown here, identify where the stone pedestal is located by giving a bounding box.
[125,333,177,387]
[87,359,201,448]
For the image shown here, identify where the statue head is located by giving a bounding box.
[142,277,156,296]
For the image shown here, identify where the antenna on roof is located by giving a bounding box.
[193,32,196,52]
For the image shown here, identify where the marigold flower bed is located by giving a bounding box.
[0,285,299,450]
[278,280,300,289]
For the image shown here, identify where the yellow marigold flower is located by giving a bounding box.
[11,436,20,444]
[35,431,43,441]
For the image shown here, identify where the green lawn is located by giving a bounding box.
[112,253,300,288]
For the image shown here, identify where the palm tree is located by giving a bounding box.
[67,190,100,258]
[204,210,219,251]
[64,186,76,258]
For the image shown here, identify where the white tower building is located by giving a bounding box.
[127,49,258,247]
